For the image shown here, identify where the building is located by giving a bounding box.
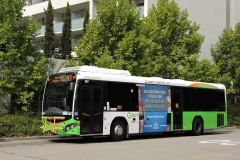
[23,0,240,60]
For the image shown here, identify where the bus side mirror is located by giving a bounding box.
[70,82,75,91]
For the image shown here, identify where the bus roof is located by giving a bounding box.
[59,65,225,90]
[59,65,131,76]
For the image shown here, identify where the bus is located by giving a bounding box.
[41,66,227,141]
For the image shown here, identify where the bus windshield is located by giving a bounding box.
[43,74,76,116]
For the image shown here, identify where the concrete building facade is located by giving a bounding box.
[23,0,240,60]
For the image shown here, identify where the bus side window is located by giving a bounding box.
[106,82,138,111]
[107,82,130,111]
[131,84,138,111]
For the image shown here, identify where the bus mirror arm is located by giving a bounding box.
[63,98,66,106]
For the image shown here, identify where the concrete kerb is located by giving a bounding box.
[0,135,83,142]
[0,135,60,142]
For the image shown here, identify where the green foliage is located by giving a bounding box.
[179,55,219,82]
[140,0,204,78]
[0,0,48,112]
[67,0,144,73]
[227,103,240,126]
[67,0,206,80]
[0,109,8,117]
[83,8,90,33]
[43,0,56,77]
[211,23,240,100]
[44,0,55,58]
[0,114,42,137]
[61,2,72,59]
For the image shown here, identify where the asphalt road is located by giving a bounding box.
[0,127,240,160]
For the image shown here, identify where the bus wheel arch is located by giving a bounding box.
[192,116,204,136]
[110,117,128,141]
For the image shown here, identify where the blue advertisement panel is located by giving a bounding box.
[144,112,168,133]
[138,84,170,133]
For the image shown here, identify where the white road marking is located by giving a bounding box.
[199,140,240,146]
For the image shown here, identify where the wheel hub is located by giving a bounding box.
[114,125,123,136]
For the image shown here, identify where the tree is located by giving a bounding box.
[0,0,48,112]
[83,8,90,33]
[140,0,204,78]
[44,0,55,58]
[178,54,218,82]
[67,0,206,78]
[67,0,145,73]
[61,2,72,59]
[211,22,240,102]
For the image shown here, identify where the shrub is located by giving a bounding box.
[227,103,240,126]
[0,114,42,137]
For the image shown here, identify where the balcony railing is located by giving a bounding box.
[38,25,45,36]
[37,18,84,36]
[72,18,84,30]
[26,0,47,6]
[54,22,64,32]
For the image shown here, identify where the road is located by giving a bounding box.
[0,127,240,160]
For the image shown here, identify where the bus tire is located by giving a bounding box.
[110,120,126,141]
[192,118,204,136]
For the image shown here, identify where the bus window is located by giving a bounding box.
[191,88,204,111]
[183,87,226,112]
[204,89,218,111]
[183,88,191,111]
[217,90,225,111]
[106,82,138,111]
[131,84,138,111]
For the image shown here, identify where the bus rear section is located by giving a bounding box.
[178,85,227,135]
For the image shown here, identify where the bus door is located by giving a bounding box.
[79,86,103,134]
[172,88,183,130]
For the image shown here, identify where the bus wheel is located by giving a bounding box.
[111,120,126,141]
[192,118,203,136]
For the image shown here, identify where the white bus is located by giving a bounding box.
[41,66,227,141]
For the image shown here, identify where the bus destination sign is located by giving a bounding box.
[48,74,76,82]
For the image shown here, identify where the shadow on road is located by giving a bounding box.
[49,129,233,144]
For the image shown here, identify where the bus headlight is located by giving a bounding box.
[65,123,77,131]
